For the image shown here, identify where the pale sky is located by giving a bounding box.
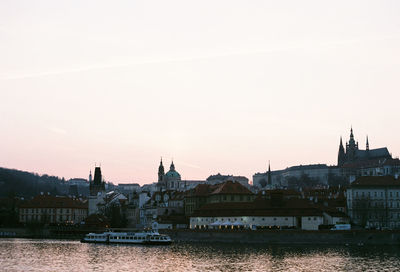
[1,1,400,184]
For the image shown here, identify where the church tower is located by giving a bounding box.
[157,158,165,189]
[346,127,358,163]
[158,158,165,182]
[90,166,105,196]
[267,161,272,186]
[337,137,346,166]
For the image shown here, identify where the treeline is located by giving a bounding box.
[0,167,69,198]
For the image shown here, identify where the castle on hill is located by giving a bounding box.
[337,128,391,167]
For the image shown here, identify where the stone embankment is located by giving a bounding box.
[2,228,400,245]
[163,229,400,245]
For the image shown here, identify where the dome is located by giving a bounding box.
[165,170,181,179]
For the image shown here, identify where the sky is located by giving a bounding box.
[1,0,400,184]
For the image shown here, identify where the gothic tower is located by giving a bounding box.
[337,136,346,166]
[346,127,358,163]
[90,166,105,196]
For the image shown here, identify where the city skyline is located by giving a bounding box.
[1,1,400,184]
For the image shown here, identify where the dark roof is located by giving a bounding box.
[343,158,399,169]
[286,164,329,171]
[210,180,252,195]
[187,181,253,197]
[19,195,87,209]
[192,199,322,217]
[356,148,391,160]
[351,176,400,187]
[323,209,349,218]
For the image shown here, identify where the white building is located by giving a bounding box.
[347,176,400,229]
[189,199,324,231]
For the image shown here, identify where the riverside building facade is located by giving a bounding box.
[19,195,88,224]
[347,176,400,229]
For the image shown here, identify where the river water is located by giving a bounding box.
[1,239,400,271]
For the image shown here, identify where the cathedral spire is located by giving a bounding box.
[338,136,346,167]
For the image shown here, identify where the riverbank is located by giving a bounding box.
[2,227,400,245]
[163,229,400,246]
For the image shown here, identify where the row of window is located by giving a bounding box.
[20,208,85,214]
[355,191,400,198]
[195,217,317,222]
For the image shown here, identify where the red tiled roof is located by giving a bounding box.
[19,195,87,209]
[192,199,323,217]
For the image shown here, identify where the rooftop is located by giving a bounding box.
[351,176,400,187]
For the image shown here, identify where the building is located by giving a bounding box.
[19,194,88,224]
[88,167,106,215]
[206,173,249,187]
[185,180,256,216]
[139,190,186,228]
[156,159,206,191]
[189,197,324,231]
[342,158,400,181]
[338,128,392,167]
[346,176,400,229]
[117,183,141,195]
[253,164,342,190]
[157,159,183,190]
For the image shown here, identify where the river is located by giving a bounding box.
[1,239,400,271]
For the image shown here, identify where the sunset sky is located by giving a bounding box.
[1,1,399,184]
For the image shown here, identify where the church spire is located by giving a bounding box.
[267,161,272,185]
[158,158,165,183]
[338,136,346,167]
[366,135,369,151]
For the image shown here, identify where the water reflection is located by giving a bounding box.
[1,239,400,271]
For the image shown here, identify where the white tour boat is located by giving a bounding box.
[81,230,172,245]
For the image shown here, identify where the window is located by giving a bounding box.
[274,218,277,221]
[308,217,311,221]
